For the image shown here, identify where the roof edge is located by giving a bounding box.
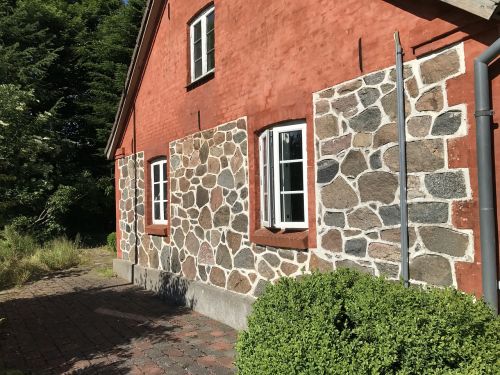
[105,0,166,160]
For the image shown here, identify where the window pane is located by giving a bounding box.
[207,51,215,71]
[154,183,160,201]
[279,130,303,161]
[154,202,161,220]
[195,59,202,78]
[194,40,202,61]
[281,193,305,223]
[153,164,160,182]
[163,201,168,221]
[280,162,303,191]
[206,11,214,32]
[193,22,201,41]
[162,162,167,181]
[263,193,268,222]
[163,182,168,200]
[207,30,214,51]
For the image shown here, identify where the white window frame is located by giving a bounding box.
[151,159,168,225]
[189,5,215,83]
[259,121,308,229]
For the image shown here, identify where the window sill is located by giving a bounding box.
[186,71,215,91]
[145,224,169,237]
[252,228,309,250]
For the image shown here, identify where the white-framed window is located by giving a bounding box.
[189,5,215,82]
[259,121,308,229]
[151,159,168,225]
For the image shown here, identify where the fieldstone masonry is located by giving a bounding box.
[314,43,472,287]
[117,43,475,300]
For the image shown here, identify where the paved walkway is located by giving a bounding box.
[0,253,237,374]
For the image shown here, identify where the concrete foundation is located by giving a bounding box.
[113,260,254,330]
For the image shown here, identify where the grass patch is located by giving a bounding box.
[0,227,81,290]
[95,266,115,278]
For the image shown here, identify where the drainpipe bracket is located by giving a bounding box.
[474,109,494,118]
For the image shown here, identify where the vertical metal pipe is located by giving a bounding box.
[395,32,409,287]
[474,37,500,314]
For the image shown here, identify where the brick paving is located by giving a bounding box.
[0,255,237,374]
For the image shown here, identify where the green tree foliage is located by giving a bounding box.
[0,0,145,242]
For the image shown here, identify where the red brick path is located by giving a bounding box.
[0,267,236,374]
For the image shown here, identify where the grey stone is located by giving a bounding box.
[185,232,200,255]
[234,248,255,269]
[227,191,238,205]
[379,205,401,225]
[419,226,469,257]
[217,169,235,189]
[359,171,398,204]
[363,71,385,85]
[349,107,382,132]
[373,122,397,147]
[415,87,443,112]
[318,87,335,99]
[381,83,395,93]
[389,65,413,81]
[347,207,382,230]
[173,228,185,249]
[199,142,209,164]
[232,214,248,233]
[368,242,400,262]
[315,114,339,140]
[182,191,195,209]
[253,279,270,297]
[227,271,251,294]
[384,139,444,173]
[321,135,351,158]
[216,244,232,269]
[341,150,367,177]
[231,201,244,214]
[321,229,342,252]
[331,94,358,117]
[321,177,359,209]
[199,206,212,230]
[324,211,345,227]
[214,206,230,227]
[257,260,275,280]
[425,171,466,199]
[405,77,419,98]
[407,116,432,137]
[369,151,382,169]
[338,79,362,94]
[380,227,417,247]
[196,186,209,207]
[233,131,246,144]
[358,87,380,107]
[408,202,448,224]
[431,110,462,136]
[171,248,181,273]
[345,237,367,257]
[381,91,410,121]
[198,265,207,281]
[410,255,452,286]
[420,49,460,84]
[336,259,374,275]
[317,159,339,184]
[278,249,294,260]
[262,253,280,267]
[375,262,399,278]
[315,99,330,115]
[195,164,207,176]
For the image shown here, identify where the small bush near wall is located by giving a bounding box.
[236,269,500,374]
[107,232,116,253]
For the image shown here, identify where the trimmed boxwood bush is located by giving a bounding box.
[236,269,500,374]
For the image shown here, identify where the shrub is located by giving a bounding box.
[107,232,117,252]
[236,269,500,374]
[36,237,80,271]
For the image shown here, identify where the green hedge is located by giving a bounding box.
[236,269,499,374]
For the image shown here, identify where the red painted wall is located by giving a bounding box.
[116,0,500,296]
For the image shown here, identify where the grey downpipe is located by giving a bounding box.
[395,32,409,288]
[474,37,500,314]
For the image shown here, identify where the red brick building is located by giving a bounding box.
[106,0,500,327]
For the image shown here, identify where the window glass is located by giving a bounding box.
[259,122,307,229]
[151,159,168,224]
[190,6,215,82]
